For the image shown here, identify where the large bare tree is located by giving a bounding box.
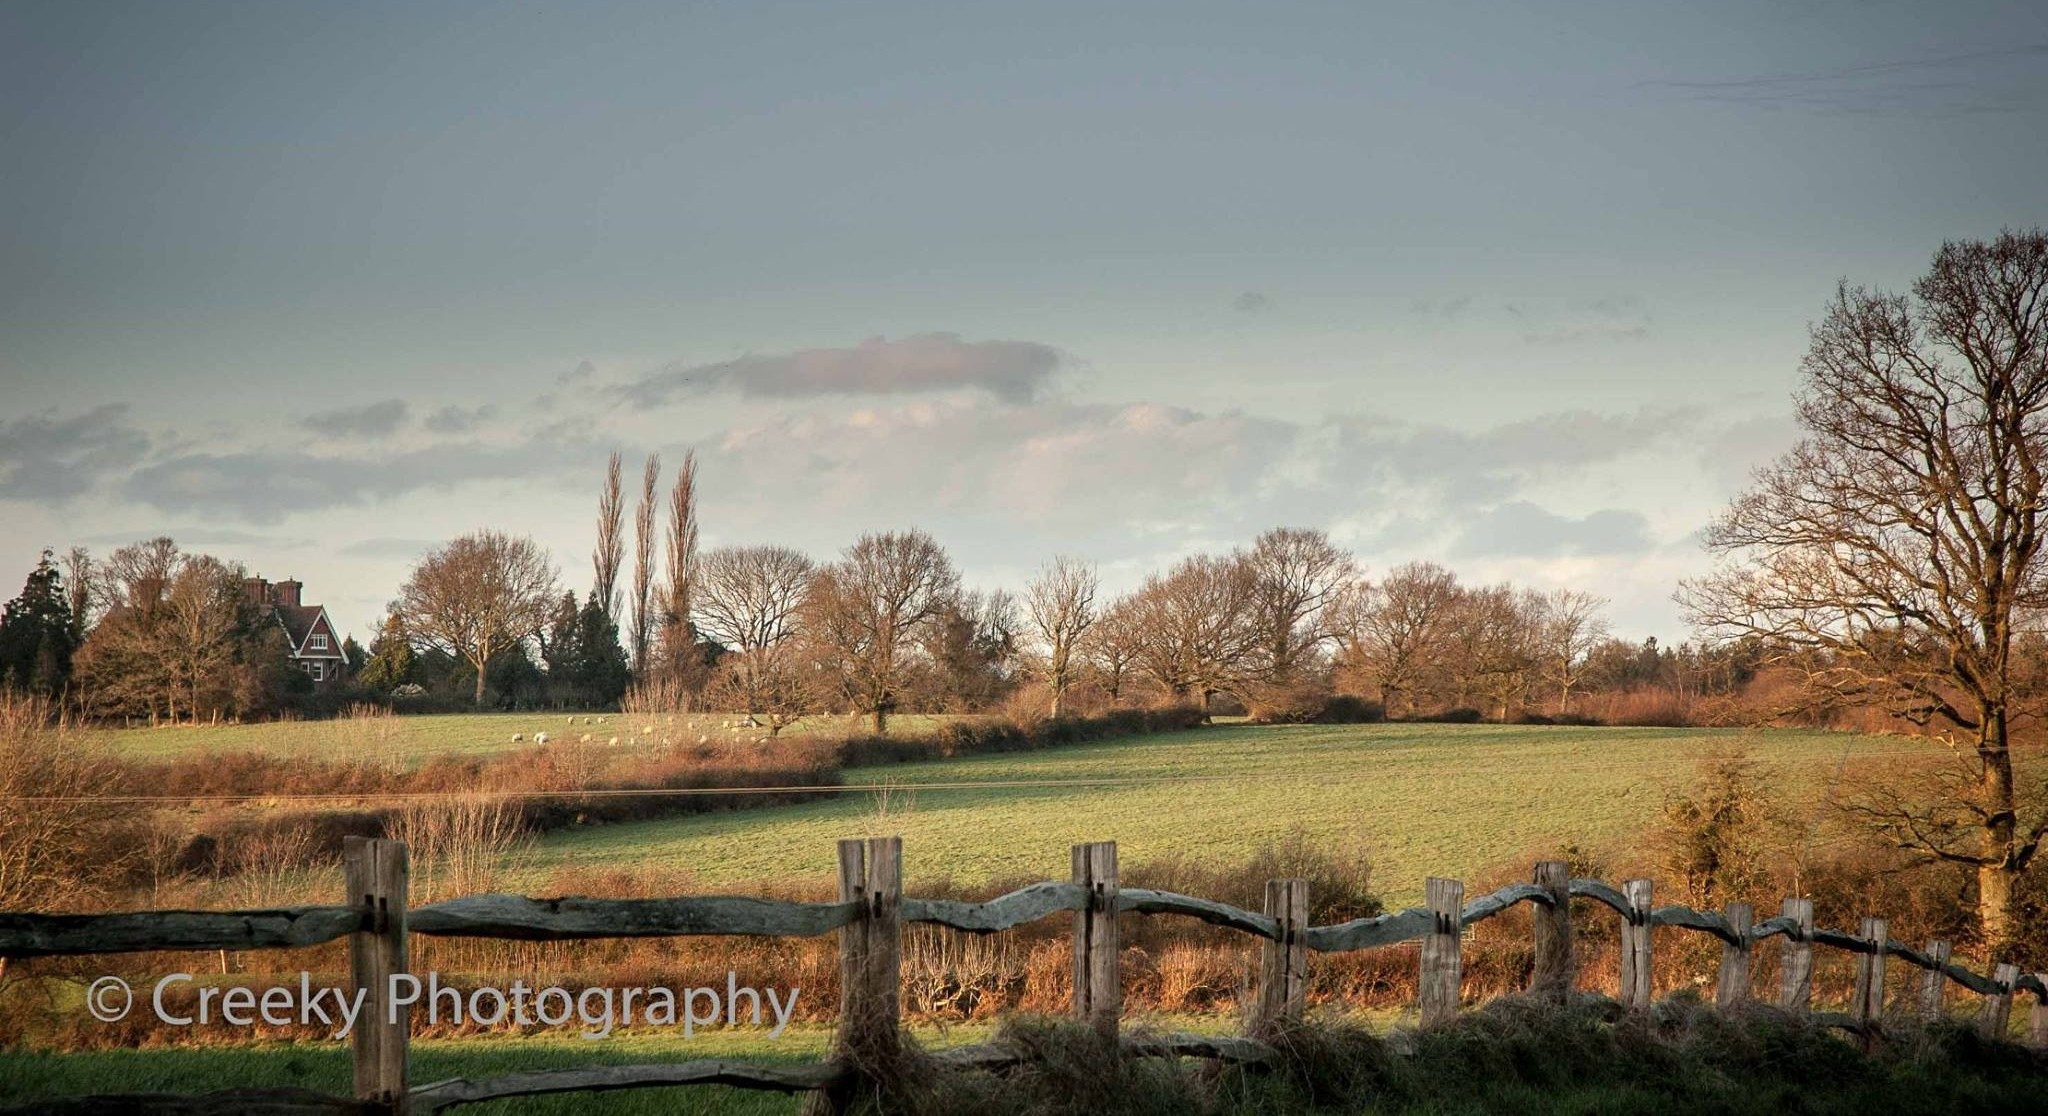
[694,544,813,730]
[397,530,558,705]
[628,453,660,674]
[1245,527,1358,690]
[591,451,624,620]
[806,530,960,734]
[1130,553,1260,717]
[1539,588,1610,714]
[1333,561,1460,717]
[1086,594,1145,705]
[1681,230,2048,948]
[1025,556,1098,718]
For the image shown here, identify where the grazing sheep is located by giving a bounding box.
[608,735,620,746]
[580,733,593,744]
[698,735,709,745]
[567,715,577,724]
[534,732,549,745]
[641,725,653,734]
[512,733,524,742]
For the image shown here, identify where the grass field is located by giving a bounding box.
[79,712,960,765]
[528,723,1936,906]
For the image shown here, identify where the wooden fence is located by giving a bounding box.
[3,834,2046,1114]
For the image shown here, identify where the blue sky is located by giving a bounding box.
[3,1,2045,639]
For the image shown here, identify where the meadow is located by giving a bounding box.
[526,722,1937,907]
[80,711,959,766]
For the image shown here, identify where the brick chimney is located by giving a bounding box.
[274,579,302,608]
[243,577,271,606]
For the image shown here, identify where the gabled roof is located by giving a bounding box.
[274,603,344,657]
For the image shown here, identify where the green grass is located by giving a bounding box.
[529,723,1934,906]
[80,712,960,766]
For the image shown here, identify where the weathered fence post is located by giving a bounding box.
[1072,841,1120,1038]
[1619,879,1653,1010]
[344,836,408,1114]
[1917,940,1952,1020]
[1252,878,1309,1036]
[1778,898,1814,1013]
[1981,963,2019,1039]
[1530,860,1573,1004]
[1419,877,1464,1027]
[1851,917,1887,1049]
[1716,902,1752,1008]
[811,836,903,1116]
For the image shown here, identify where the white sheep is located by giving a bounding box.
[511,733,523,742]
[535,732,550,745]
[698,735,709,745]
[580,733,593,744]
[608,735,620,746]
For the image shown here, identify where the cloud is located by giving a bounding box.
[301,399,409,439]
[425,404,499,434]
[1450,502,1654,558]
[1636,43,2048,117]
[616,333,1065,407]
[123,433,603,524]
[695,394,1693,574]
[0,404,151,501]
[1233,291,1272,314]
[558,360,597,386]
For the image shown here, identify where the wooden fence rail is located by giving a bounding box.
[4,835,2047,1115]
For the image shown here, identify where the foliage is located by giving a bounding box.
[0,549,78,697]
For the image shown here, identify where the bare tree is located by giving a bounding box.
[660,450,700,682]
[1025,556,1099,718]
[1680,229,2048,948]
[1245,527,1358,690]
[1539,588,1611,714]
[694,545,814,732]
[61,546,94,632]
[806,530,961,734]
[1448,584,1542,721]
[1086,594,1145,705]
[628,453,660,674]
[1130,553,1261,717]
[592,451,624,620]
[94,536,181,620]
[1334,561,1459,717]
[397,530,559,705]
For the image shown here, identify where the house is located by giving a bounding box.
[244,576,349,688]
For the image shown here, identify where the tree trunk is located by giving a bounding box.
[1050,676,1067,719]
[871,705,887,735]
[1980,707,2020,949]
[473,654,489,705]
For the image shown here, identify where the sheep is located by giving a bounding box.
[534,732,550,745]
[511,733,524,742]
[608,735,620,746]
[580,733,593,744]
[698,735,709,745]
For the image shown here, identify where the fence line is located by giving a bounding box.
[4,834,2047,1114]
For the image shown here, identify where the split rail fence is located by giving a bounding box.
[3,835,2046,1114]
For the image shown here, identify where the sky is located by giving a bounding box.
[2,0,2045,642]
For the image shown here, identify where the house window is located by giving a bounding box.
[310,662,324,682]
[309,634,328,651]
